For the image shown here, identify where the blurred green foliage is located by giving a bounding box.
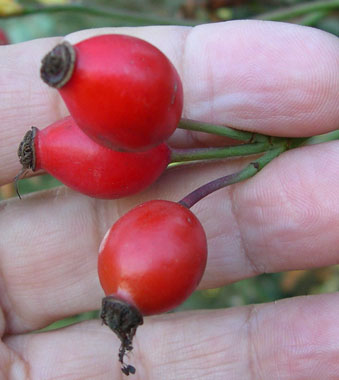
[1,0,338,43]
[1,0,338,331]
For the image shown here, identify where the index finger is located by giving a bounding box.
[1,21,338,185]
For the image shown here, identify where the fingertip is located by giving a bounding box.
[183,20,339,136]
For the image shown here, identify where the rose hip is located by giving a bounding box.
[98,200,207,374]
[17,116,170,199]
[40,34,183,151]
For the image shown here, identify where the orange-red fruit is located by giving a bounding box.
[98,200,208,315]
[18,116,170,199]
[41,34,183,151]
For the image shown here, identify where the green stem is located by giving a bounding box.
[178,129,339,208]
[179,145,286,208]
[0,4,197,26]
[178,119,268,142]
[300,129,339,146]
[170,142,269,162]
[255,0,339,22]
[283,129,339,150]
[3,1,338,26]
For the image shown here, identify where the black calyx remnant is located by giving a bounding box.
[17,127,37,171]
[101,296,144,376]
[40,41,76,88]
[15,127,38,199]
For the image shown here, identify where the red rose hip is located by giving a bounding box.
[17,116,170,199]
[40,34,183,151]
[98,200,207,374]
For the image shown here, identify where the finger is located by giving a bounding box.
[5,293,339,379]
[1,21,339,184]
[1,140,339,333]
[231,141,339,277]
[0,38,65,185]
[65,22,339,137]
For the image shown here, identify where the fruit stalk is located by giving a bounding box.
[178,129,339,208]
[178,118,258,142]
[170,142,269,162]
[178,145,286,208]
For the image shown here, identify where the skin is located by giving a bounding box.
[0,20,338,379]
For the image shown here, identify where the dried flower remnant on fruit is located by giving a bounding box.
[40,41,75,88]
[14,127,38,198]
[101,296,143,375]
[17,127,37,171]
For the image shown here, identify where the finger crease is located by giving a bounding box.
[229,186,262,276]
[245,304,262,380]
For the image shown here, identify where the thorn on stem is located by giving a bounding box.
[251,161,260,170]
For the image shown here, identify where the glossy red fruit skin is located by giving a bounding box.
[57,35,183,151]
[98,200,208,316]
[34,116,170,199]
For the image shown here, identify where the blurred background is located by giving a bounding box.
[1,0,338,330]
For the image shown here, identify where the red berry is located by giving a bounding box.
[40,35,183,151]
[17,116,170,199]
[98,200,207,315]
[0,29,9,45]
[98,200,207,374]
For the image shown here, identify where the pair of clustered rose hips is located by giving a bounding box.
[18,35,208,375]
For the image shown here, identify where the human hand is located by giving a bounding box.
[1,21,338,379]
